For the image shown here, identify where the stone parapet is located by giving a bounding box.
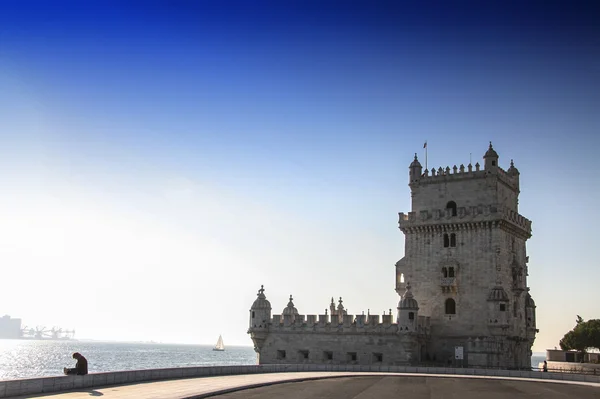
[411,164,519,191]
[1,364,598,398]
[398,204,532,238]
[262,314,431,335]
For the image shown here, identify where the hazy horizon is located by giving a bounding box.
[1,1,598,351]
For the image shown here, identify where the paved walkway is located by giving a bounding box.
[12,372,600,399]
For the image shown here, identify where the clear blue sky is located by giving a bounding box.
[0,1,598,351]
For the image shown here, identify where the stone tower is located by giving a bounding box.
[395,143,537,368]
[248,285,271,355]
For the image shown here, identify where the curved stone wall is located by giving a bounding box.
[1,364,598,398]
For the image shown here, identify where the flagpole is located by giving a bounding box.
[425,141,428,171]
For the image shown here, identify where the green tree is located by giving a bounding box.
[559,316,600,353]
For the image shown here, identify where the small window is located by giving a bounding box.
[298,350,309,360]
[373,353,383,363]
[408,312,414,320]
[323,351,333,361]
[442,267,448,278]
[450,233,456,247]
[500,304,506,312]
[448,267,455,278]
[347,352,357,362]
[252,311,255,318]
[443,234,449,247]
[277,350,286,360]
[492,161,496,166]
[445,298,456,315]
[446,201,457,216]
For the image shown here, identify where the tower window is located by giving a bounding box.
[448,267,455,278]
[277,350,286,360]
[408,312,414,320]
[450,233,456,247]
[445,298,456,315]
[446,201,457,216]
[442,267,448,278]
[492,161,496,166]
[323,351,333,360]
[500,304,506,312]
[252,311,255,318]
[443,234,449,247]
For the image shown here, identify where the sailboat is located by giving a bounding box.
[213,334,225,351]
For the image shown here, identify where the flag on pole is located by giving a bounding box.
[423,141,427,149]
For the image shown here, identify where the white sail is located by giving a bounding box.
[213,334,225,351]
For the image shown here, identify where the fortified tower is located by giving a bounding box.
[396,142,537,368]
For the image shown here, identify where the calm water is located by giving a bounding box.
[0,340,546,381]
[0,340,256,380]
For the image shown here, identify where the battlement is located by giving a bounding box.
[412,163,519,191]
[263,312,430,335]
[398,203,532,237]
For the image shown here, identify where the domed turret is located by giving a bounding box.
[483,142,499,172]
[282,295,298,316]
[249,285,271,330]
[251,285,271,310]
[409,153,423,185]
[397,282,419,332]
[487,286,509,301]
[507,159,520,176]
[525,293,535,308]
[399,283,419,309]
[487,285,509,327]
[525,293,537,332]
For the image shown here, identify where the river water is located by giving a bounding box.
[0,339,546,380]
[0,340,256,380]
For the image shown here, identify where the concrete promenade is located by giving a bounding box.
[8,372,600,399]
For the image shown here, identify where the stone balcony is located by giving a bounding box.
[398,204,532,238]
[440,277,457,293]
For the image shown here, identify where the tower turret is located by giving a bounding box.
[249,285,271,330]
[281,295,298,316]
[329,297,336,316]
[409,154,423,185]
[487,285,510,329]
[483,141,499,173]
[397,282,419,332]
[507,159,521,193]
[336,297,346,323]
[525,293,537,334]
[248,285,272,357]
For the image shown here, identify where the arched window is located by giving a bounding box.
[442,267,448,278]
[448,267,455,278]
[443,234,449,248]
[408,312,414,320]
[450,233,457,247]
[446,201,457,216]
[445,298,456,315]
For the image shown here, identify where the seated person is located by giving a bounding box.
[63,352,88,375]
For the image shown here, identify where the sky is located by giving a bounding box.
[0,1,598,352]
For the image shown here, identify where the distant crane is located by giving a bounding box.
[20,325,75,340]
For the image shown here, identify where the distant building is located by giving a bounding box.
[0,315,22,339]
[248,143,537,369]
